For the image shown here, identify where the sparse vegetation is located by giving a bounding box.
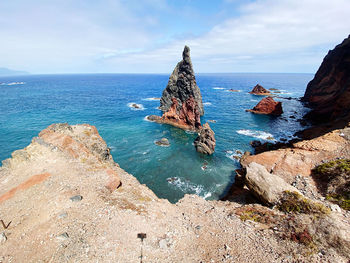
[235,205,284,224]
[277,191,330,215]
[313,159,350,211]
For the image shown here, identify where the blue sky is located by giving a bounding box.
[0,0,349,74]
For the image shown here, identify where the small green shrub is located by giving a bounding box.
[277,191,330,215]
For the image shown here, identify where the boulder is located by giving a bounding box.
[194,123,216,155]
[245,162,300,205]
[303,35,350,122]
[246,97,283,115]
[249,84,271,95]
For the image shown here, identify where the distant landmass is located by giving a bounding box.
[0,67,29,76]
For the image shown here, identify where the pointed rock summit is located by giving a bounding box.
[160,45,204,116]
[147,46,204,131]
[249,84,271,95]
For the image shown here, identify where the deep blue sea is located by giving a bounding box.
[0,73,312,203]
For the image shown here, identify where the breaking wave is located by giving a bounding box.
[166,177,212,199]
[236,129,275,141]
[1,82,25,86]
[127,102,145,110]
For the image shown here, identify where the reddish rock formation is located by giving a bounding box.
[303,35,350,122]
[148,96,201,131]
[249,84,271,95]
[246,97,283,115]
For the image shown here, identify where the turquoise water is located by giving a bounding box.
[0,73,312,202]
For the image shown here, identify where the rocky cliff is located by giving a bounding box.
[1,123,348,262]
[160,46,204,116]
[148,46,203,131]
[303,35,350,122]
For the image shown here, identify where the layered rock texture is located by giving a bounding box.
[249,84,271,95]
[303,35,350,122]
[148,46,203,131]
[194,123,216,155]
[246,97,283,115]
[2,123,349,262]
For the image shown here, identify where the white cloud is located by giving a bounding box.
[101,0,350,73]
[0,0,349,73]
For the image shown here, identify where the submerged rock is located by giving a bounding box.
[303,35,350,122]
[246,97,283,115]
[194,123,216,155]
[155,138,170,147]
[153,46,203,131]
[249,84,271,95]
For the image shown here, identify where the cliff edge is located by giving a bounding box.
[2,124,348,262]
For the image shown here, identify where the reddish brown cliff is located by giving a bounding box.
[303,35,350,122]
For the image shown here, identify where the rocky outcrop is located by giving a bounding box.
[194,123,216,155]
[149,46,203,131]
[249,84,271,95]
[148,96,201,131]
[160,46,203,115]
[246,97,283,115]
[303,35,350,122]
[241,126,350,184]
[245,162,301,205]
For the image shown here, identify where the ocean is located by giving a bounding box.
[0,73,313,203]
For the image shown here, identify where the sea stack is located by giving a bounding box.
[303,35,350,122]
[246,97,283,115]
[194,122,216,155]
[249,84,271,95]
[148,46,203,131]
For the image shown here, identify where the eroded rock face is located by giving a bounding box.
[246,97,283,115]
[303,35,350,122]
[194,123,216,155]
[249,84,271,95]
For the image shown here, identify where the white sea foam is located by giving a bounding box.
[213,87,225,90]
[1,82,25,86]
[236,129,275,141]
[250,99,258,102]
[203,102,212,106]
[167,177,211,199]
[142,97,160,101]
[225,149,243,161]
[127,102,145,110]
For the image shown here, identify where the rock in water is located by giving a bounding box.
[249,84,271,95]
[303,35,350,122]
[156,46,203,131]
[246,97,283,115]
[194,123,216,155]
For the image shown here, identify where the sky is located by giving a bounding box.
[0,0,349,74]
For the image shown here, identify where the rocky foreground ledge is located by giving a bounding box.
[0,124,349,262]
